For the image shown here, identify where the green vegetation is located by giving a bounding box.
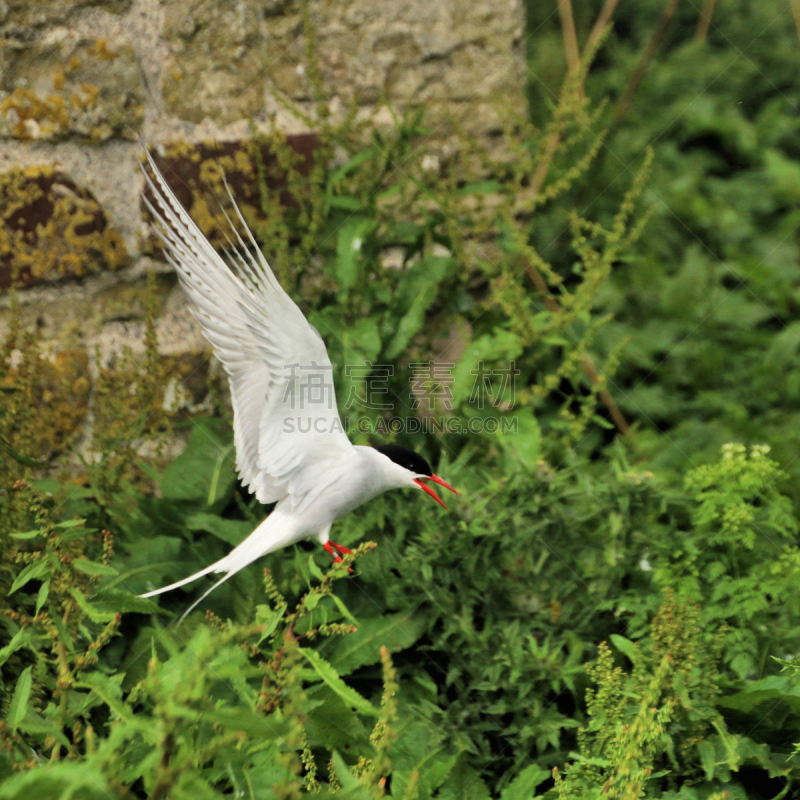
[4,1,800,797]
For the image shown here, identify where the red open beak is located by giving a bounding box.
[413,474,459,509]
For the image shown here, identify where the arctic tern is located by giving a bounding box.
[138,148,458,617]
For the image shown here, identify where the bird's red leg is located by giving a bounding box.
[323,541,353,573]
[322,541,342,562]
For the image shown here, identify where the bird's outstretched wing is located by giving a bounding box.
[141,149,353,506]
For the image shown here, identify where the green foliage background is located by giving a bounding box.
[4,1,800,798]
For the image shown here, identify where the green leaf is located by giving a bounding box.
[206,706,293,739]
[9,529,43,540]
[53,519,88,529]
[0,437,48,468]
[451,329,523,407]
[32,479,94,499]
[59,527,96,543]
[35,579,50,614]
[385,256,454,359]
[500,764,550,800]
[329,149,376,184]
[306,688,371,751]
[299,648,379,717]
[91,588,165,616]
[717,675,800,715]
[323,612,427,675]
[344,316,382,364]
[6,666,32,731]
[9,558,51,595]
[389,714,453,798]
[382,219,423,244]
[186,513,252,547]
[336,216,377,292]
[207,444,235,505]
[17,712,70,749]
[437,754,492,800]
[764,147,800,204]
[0,762,111,799]
[609,634,639,663]
[72,559,118,576]
[698,738,716,781]
[304,592,323,612]
[330,751,373,798]
[328,195,362,211]
[48,604,73,648]
[496,411,541,471]
[76,673,132,722]
[101,561,179,592]
[255,604,285,643]
[329,594,359,627]
[308,554,324,580]
[0,629,32,668]
[160,417,235,506]
[68,587,117,623]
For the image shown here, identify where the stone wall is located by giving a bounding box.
[0,0,525,454]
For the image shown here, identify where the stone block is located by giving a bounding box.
[0,164,127,289]
[0,0,132,40]
[266,0,525,137]
[161,0,277,125]
[160,0,524,141]
[0,36,144,142]
[141,134,318,252]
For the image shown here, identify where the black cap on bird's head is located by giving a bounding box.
[374,445,432,477]
[374,444,458,509]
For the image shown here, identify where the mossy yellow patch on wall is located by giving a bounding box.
[92,39,118,61]
[141,135,318,254]
[0,165,127,289]
[0,36,143,142]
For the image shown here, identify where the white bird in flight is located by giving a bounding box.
[138,148,458,617]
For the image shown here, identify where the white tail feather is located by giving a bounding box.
[175,571,237,624]
[139,561,220,599]
[139,511,301,619]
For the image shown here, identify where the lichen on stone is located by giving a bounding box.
[0,165,127,289]
[0,35,143,142]
[141,135,318,254]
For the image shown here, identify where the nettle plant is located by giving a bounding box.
[650,444,800,679]
[1,515,403,797]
